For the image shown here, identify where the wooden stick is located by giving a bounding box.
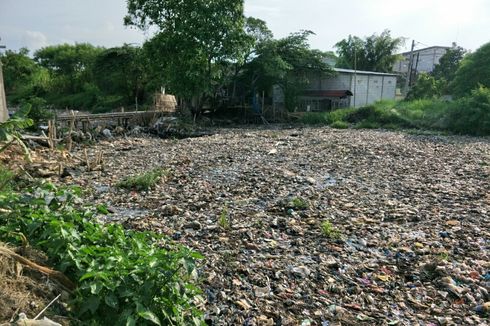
[84,149,90,171]
[0,247,75,291]
[34,293,62,320]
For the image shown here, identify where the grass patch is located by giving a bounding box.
[320,220,341,239]
[330,120,349,129]
[300,112,329,125]
[289,197,308,210]
[117,168,169,191]
[300,86,490,136]
[218,205,231,230]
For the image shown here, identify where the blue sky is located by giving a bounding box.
[1,0,489,54]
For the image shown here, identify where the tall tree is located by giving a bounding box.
[242,30,334,111]
[125,0,248,111]
[335,30,404,72]
[450,42,490,97]
[34,43,103,94]
[93,45,147,107]
[432,44,466,83]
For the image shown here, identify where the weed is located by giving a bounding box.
[289,197,308,210]
[437,251,450,261]
[0,184,204,325]
[330,120,349,129]
[300,112,328,125]
[117,168,170,191]
[321,220,341,239]
[0,165,15,192]
[218,205,231,229]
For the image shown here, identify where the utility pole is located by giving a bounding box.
[0,38,7,122]
[404,40,415,96]
[353,46,357,108]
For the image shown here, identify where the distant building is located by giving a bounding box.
[393,46,450,74]
[273,68,397,111]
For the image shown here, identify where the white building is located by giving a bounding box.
[273,68,398,111]
[393,46,450,74]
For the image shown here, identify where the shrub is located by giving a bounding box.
[0,184,204,325]
[443,86,490,136]
[218,205,231,229]
[0,165,15,192]
[320,220,341,239]
[300,112,328,125]
[451,42,490,97]
[406,73,444,100]
[289,197,308,210]
[325,107,357,124]
[330,120,349,129]
[117,168,170,191]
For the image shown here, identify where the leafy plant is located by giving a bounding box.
[0,104,33,161]
[0,184,204,325]
[330,120,349,129]
[289,197,308,210]
[0,164,15,192]
[117,168,170,191]
[218,205,231,230]
[321,220,341,239]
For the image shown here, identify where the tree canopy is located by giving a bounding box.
[432,44,466,83]
[126,0,249,109]
[242,30,334,111]
[334,30,404,72]
[450,42,490,97]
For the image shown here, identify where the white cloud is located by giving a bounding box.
[21,30,48,50]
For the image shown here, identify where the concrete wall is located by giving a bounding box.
[393,47,449,74]
[273,71,397,110]
[0,61,8,122]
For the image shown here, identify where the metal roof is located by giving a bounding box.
[334,68,398,77]
[399,45,450,56]
[303,90,353,98]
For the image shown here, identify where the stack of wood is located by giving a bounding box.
[154,93,177,113]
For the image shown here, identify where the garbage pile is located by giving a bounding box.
[66,127,489,325]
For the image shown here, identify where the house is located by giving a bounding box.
[393,46,450,74]
[273,68,398,111]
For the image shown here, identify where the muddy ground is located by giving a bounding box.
[65,127,489,325]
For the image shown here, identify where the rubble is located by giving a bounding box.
[58,127,489,325]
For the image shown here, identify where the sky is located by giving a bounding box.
[0,0,489,54]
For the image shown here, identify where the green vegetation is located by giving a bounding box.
[289,197,308,210]
[301,86,490,136]
[0,165,15,192]
[0,105,34,161]
[335,30,404,72]
[218,205,231,230]
[451,42,490,97]
[320,220,341,239]
[330,120,349,129]
[117,168,169,191]
[0,182,204,325]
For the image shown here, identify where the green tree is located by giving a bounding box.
[126,0,248,112]
[335,30,404,72]
[432,44,466,83]
[242,30,334,111]
[406,73,444,100]
[34,43,104,110]
[34,43,103,92]
[451,42,490,97]
[1,48,53,122]
[93,45,147,109]
[1,48,39,96]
